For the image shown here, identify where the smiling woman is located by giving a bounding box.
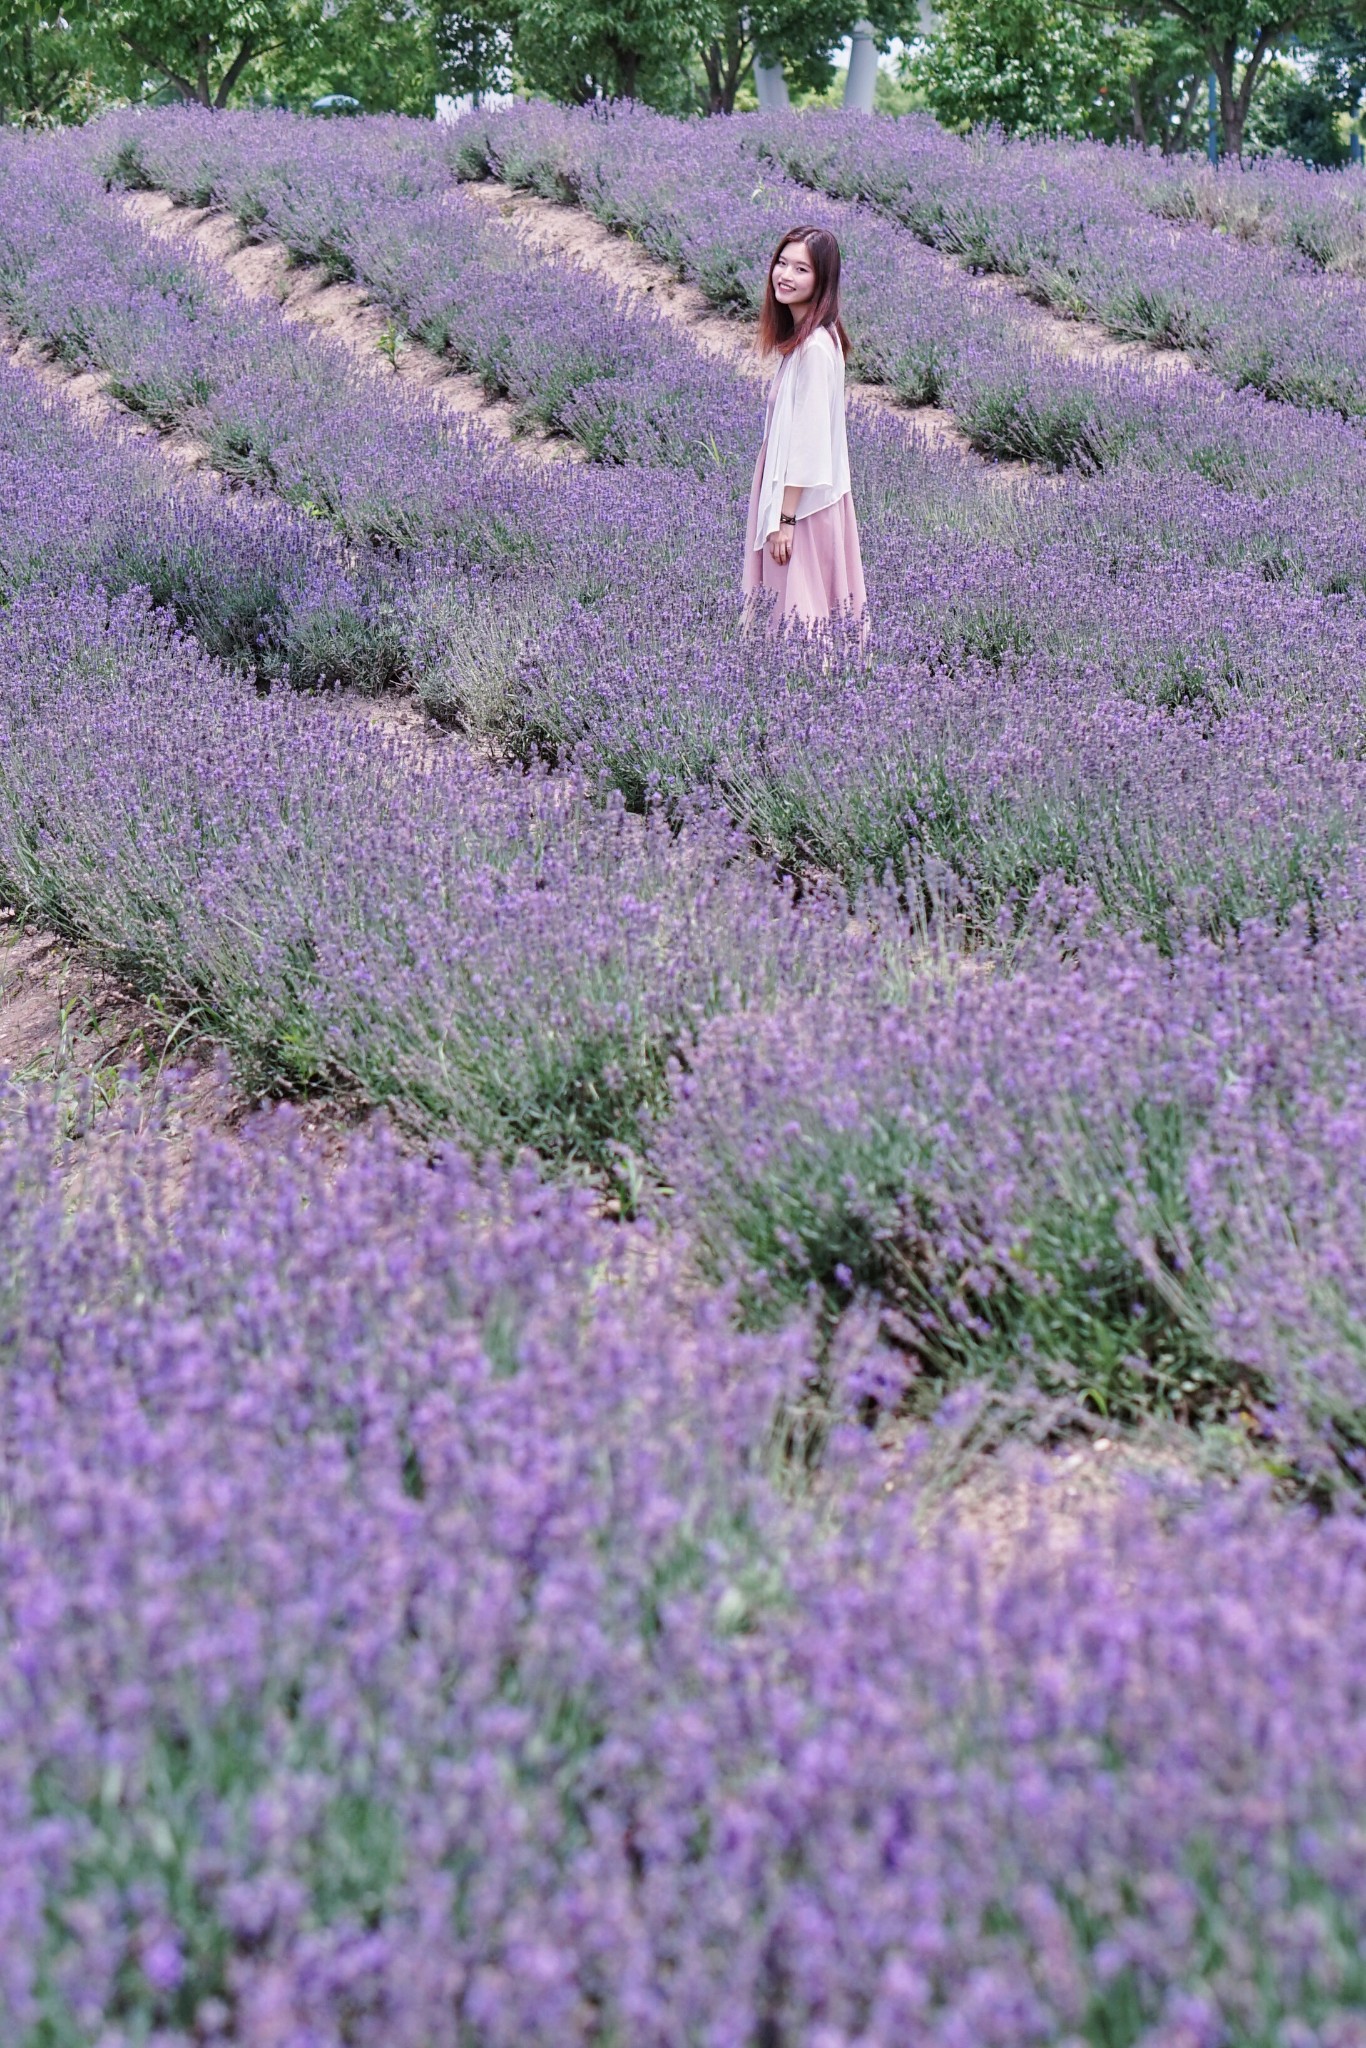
[744,223,866,629]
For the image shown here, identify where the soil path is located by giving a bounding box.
[4,322,211,466]
[0,911,374,1196]
[463,176,1196,437]
[964,265,1197,380]
[1,912,238,1193]
[123,189,577,465]
[460,178,985,464]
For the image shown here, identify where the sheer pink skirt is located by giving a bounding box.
[742,443,867,629]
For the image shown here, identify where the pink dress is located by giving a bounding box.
[743,326,866,628]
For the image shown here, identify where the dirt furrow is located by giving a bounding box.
[965,265,1196,379]
[122,189,577,465]
[0,907,379,1195]
[460,177,984,463]
[4,321,211,465]
[462,173,1196,459]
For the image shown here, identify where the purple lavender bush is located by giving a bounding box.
[446,99,1366,495]
[752,109,1366,426]
[0,582,849,1177]
[662,900,1366,1489]
[1133,148,1366,272]
[0,130,755,734]
[99,112,761,487]
[0,353,404,691]
[18,119,1366,939]
[3,1088,1366,2041]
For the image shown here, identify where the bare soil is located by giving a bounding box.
[122,189,578,465]
[0,910,230,1195]
[4,323,211,466]
[0,908,375,1202]
[965,265,1197,379]
[935,1429,1222,1574]
[460,178,984,465]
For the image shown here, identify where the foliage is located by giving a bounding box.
[908,0,1152,137]
[1246,54,1351,160]
[1129,0,1360,155]
[0,0,113,124]
[502,0,704,106]
[94,0,323,108]
[432,0,514,99]
[1245,20,1366,160]
[1118,12,1208,149]
[261,0,438,111]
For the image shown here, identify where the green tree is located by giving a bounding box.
[696,2,900,114]
[0,0,119,123]
[1118,13,1206,148]
[1128,0,1366,154]
[263,0,438,110]
[1306,9,1366,111]
[508,0,702,104]
[96,0,320,108]
[1245,53,1347,158]
[909,0,1148,135]
[432,0,513,100]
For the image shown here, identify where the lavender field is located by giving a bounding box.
[3,100,1366,2045]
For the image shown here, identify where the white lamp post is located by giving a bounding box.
[755,53,790,109]
[843,19,877,112]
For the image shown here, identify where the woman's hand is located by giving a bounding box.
[767,524,793,566]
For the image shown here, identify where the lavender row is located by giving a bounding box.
[0,581,847,1180]
[100,113,761,488]
[5,1085,1366,2041]
[0,352,406,692]
[1051,140,1366,277]
[76,108,1366,633]
[445,99,1366,500]
[12,343,1366,1471]
[21,125,1366,938]
[750,108,1366,428]
[0,129,757,726]
[95,106,1012,441]
[50,117,1366,614]
[0,130,561,567]
[76,125,1366,694]
[519,553,1366,948]
[664,896,1366,1492]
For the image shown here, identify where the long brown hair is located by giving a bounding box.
[757,225,850,360]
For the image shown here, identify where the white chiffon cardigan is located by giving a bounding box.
[751,324,852,552]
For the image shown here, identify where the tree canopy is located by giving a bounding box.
[4,0,1366,151]
[92,0,316,107]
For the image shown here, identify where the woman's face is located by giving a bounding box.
[772,240,817,313]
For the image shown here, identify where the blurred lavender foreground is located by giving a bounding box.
[4,1088,1366,2044]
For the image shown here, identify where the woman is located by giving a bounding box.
[743,224,866,630]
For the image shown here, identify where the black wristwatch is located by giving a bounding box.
[779,513,797,527]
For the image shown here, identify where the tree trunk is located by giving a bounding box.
[702,32,749,114]
[214,36,257,108]
[718,20,749,114]
[1127,75,1147,147]
[702,40,722,110]
[195,31,211,106]
[1211,30,1276,158]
